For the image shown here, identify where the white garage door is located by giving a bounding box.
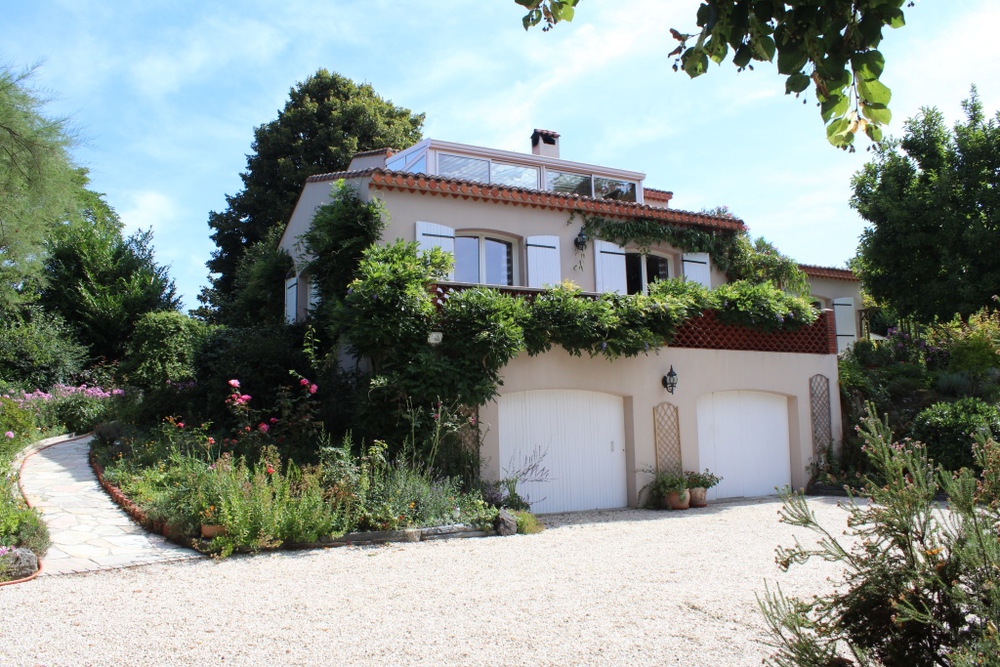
[697,391,791,500]
[499,389,627,514]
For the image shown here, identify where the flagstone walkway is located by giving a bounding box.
[18,435,202,576]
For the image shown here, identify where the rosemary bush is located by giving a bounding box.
[760,404,1000,667]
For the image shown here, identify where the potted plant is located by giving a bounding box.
[640,467,690,509]
[685,469,722,508]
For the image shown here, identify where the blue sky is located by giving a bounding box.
[6,0,999,310]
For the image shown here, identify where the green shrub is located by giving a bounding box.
[0,477,50,558]
[710,279,817,332]
[122,311,210,390]
[0,397,35,462]
[936,372,974,398]
[0,309,87,391]
[948,332,1000,374]
[910,398,1000,471]
[513,510,544,534]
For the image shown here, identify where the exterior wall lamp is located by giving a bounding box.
[574,229,588,251]
[662,365,678,394]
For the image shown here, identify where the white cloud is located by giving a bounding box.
[118,190,178,235]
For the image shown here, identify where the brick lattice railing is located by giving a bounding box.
[670,309,836,355]
[430,283,837,355]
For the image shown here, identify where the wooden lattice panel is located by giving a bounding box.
[809,374,832,457]
[654,402,682,473]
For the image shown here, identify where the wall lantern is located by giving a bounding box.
[661,365,678,394]
[427,331,444,345]
[574,229,589,251]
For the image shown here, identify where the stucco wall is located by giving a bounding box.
[808,276,862,310]
[373,187,728,291]
[478,345,842,506]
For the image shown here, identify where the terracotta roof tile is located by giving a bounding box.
[304,168,745,232]
[644,188,674,202]
[799,264,858,281]
[351,147,395,158]
[306,168,379,183]
[366,170,745,232]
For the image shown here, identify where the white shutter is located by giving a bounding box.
[415,221,456,280]
[832,297,857,353]
[526,235,561,288]
[284,276,298,324]
[594,240,627,294]
[682,252,712,288]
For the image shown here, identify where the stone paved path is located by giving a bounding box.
[18,435,202,575]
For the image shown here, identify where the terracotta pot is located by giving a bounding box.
[664,489,690,510]
[200,524,227,539]
[689,487,708,508]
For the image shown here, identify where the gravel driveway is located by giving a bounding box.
[0,496,853,666]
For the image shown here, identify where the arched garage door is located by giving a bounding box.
[499,390,627,514]
[697,391,791,500]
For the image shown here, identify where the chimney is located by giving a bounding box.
[531,129,560,158]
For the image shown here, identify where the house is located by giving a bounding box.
[278,130,861,513]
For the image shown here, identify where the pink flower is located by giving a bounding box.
[228,379,240,388]
[299,378,309,386]
[207,437,215,445]
[269,417,278,424]
[309,384,317,394]
[266,464,275,475]
[4,431,13,439]
[176,422,185,429]
[258,423,269,433]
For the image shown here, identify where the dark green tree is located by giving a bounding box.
[852,89,1000,323]
[208,227,293,326]
[201,69,424,314]
[40,191,179,362]
[0,65,80,311]
[516,0,909,148]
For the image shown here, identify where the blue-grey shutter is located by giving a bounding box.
[415,221,456,280]
[526,235,561,288]
[594,240,627,293]
[682,252,712,288]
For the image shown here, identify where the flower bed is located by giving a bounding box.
[92,377,504,557]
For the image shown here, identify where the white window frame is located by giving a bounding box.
[455,232,520,286]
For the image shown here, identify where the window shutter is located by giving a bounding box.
[284,276,298,324]
[682,252,712,288]
[594,240,627,294]
[526,235,561,288]
[832,297,857,353]
[415,221,456,280]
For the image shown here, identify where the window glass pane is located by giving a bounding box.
[439,154,490,182]
[594,177,637,202]
[491,162,539,189]
[646,255,670,284]
[484,238,513,286]
[405,155,426,174]
[545,170,592,197]
[454,237,480,283]
[625,253,643,295]
[386,155,406,171]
